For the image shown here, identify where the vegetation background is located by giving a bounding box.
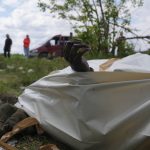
[0,55,68,96]
[0,54,73,150]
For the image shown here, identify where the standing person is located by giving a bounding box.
[116,32,126,57]
[69,32,73,40]
[23,35,30,58]
[4,34,12,58]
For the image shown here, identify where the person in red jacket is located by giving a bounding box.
[23,35,30,58]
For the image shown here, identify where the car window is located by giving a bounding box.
[50,40,55,46]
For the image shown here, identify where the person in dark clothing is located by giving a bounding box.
[4,34,12,58]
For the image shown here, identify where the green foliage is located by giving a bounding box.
[38,0,143,56]
[0,55,68,96]
[0,82,10,94]
[75,25,100,51]
[141,50,150,55]
[118,42,135,58]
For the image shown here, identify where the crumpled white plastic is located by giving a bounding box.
[16,53,150,150]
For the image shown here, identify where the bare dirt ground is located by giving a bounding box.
[0,94,74,150]
[0,94,18,105]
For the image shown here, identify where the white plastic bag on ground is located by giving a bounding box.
[16,53,150,150]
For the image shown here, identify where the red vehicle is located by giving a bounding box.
[29,35,70,58]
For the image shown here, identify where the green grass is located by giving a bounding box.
[1,51,148,96]
[16,134,73,150]
[0,54,73,150]
[0,54,68,96]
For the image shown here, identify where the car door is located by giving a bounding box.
[49,39,62,57]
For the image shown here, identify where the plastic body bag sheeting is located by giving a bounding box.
[16,71,150,150]
[107,53,150,73]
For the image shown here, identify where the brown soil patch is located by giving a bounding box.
[0,94,74,150]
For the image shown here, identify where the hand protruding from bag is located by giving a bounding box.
[63,41,94,72]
